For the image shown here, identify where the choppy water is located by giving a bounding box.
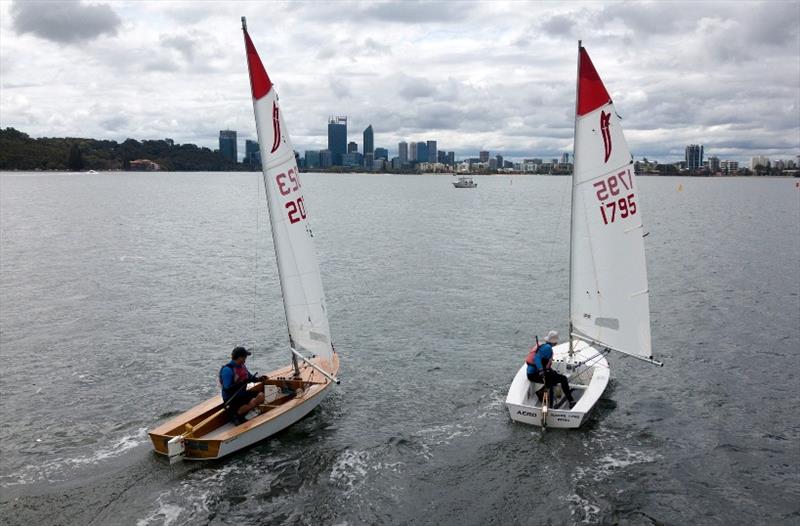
[1,172,798,525]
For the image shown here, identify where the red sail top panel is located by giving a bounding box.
[577,47,611,116]
[244,30,273,100]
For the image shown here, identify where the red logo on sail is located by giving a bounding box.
[271,102,281,153]
[600,110,612,163]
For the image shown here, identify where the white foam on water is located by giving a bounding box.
[329,449,370,494]
[565,493,602,524]
[2,427,149,487]
[136,494,185,526]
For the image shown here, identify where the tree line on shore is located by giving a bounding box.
[0,127,253,172]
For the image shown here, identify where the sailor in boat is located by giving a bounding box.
[220,346,268,425]
[526,331,575,408]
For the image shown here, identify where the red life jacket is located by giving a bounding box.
[525,344,542,366]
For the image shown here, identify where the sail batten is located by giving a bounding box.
[243,24,334,364]
[570,44,652,360]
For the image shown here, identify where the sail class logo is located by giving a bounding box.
[600,110,612,162]
[271,101,281,153]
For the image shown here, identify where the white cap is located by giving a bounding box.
[546,330,559,344]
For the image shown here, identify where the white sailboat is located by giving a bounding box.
[149,18,339,461]
[506,42,662,429]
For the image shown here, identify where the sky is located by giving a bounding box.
[1,0,798,163]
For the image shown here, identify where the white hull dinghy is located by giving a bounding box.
[506,42,661,429]
[453,176,477,188]
[149,18,340,462]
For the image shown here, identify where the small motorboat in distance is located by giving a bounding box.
[453,176,477,188]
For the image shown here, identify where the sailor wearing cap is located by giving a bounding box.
[219,346,268,424]
[525,331,575,408]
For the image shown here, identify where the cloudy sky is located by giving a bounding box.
[1,0,798,162]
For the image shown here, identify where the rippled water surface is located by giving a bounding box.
[1,172,798,525]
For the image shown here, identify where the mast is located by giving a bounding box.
[568,40,581,359]
[241,16,298,374]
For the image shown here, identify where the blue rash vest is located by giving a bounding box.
[526,343,553,375]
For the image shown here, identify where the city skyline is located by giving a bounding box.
[1,1,798,164]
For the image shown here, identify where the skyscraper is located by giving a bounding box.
[363,125,374,157]
[417,142,428,164]
[479,150,489,162]
[245,139,260,166]
[447,151,455,165]
[398,141,408,164]
[496,154,504,168]
[375,147,388,159]
[427,140,437,163]
[219,130,237,163]
[685,144,704,171]
[348,141,358,153]
[560,152,570,164]
[327,116,347,165]
[410,142,417,162]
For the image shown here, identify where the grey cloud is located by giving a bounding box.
[330,79,351,99]
[161,35,197,62]
[101,115,129,131]
[364,38,391,55]
[11,0,121,44]
[397,76,438,100]
[360,1,471,23]
[541,14,576,36]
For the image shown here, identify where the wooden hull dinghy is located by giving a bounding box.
[149,18,341,462]
[149,354,338,461]
[506,341,608,429]
[505,42,661,430]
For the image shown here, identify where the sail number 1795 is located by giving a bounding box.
[275,169,306,224]
[593,168,636,225]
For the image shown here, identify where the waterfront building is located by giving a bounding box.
[447,151,455,165]
[479,150,489,162]
[437,150,447,163]
[348,141,358,153]
[685,144,704,171]
[304,150,320,169]
[391,157,402,170]
[375,147,388,160]
[364,152,374,170]
[342,152,361,167]
[417,142,428,164]
[319,149,333,169]
[327,116,347,165]
[409,142,417,162]
[720,160,739,173]
[496,154,504,168]
[750,156,769,170]
[398,141,409,164]
[560,152,570,164]
[427,140,437,163]
[363,125,374,158]
[219,130,237,163]
[489,158,498,170]
[707,156,720,173]
[245,139,260,166]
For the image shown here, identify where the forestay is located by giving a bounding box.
[569,46,652,360]
[243,27,334,364]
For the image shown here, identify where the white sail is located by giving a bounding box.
[570,46,652,360]
[243,26,334,364]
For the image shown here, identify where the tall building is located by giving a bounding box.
[479,150,489,162]
[560,152,570,164]
[327,116,347,165]
[750,156,769,170]
[409,142,417,162]
[363,125,374,157]
[348,141,358,153]
[685,144,704,171]
[437,150,447,163]
[496,154,504,168]
[375,147,388,159]
[398,141,408,164]
[417,142,428,164]
[707,156,720,172]
[219,130,237,163]
[447,151,455,165]
[427,140,437,163]
[245,139,260,166]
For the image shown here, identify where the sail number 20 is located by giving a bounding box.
[275,169,306,224]
[593,168,637,225]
